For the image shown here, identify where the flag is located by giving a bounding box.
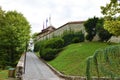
[49,16,51,26]
[43,22,44,29]
[46,18,48,28]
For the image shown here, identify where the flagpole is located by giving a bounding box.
[43,22,44,29]
[49,15,52,26]
[46,18,48,28]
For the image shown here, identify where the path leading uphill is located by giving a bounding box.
[23,52,62,80]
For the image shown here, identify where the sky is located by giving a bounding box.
[0,0,110,34]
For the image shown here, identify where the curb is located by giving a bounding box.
[40,58,120,80]
[40,58,86,80]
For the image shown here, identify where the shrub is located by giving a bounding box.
[72,37,80,43]
[34,41,41,52]
[62,31,75,46]
[86,45,120,79]
[40,48,55,61]
[38,38,64,61]
[84,17,98,41]
[97,30,112,42]
[74,31,84,42]
[40,48,62,61]
[44,38,64,49]
[62,30,84,46]
[96,18,112,42]
[34,40,47,52]
[86,34,93,41]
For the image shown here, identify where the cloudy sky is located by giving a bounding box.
[0,0,110,33]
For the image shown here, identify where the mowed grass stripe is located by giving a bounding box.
[48,42,117,76]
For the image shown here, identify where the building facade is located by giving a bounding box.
[37,21,86,41]
[36,21,120,43]
[37,26,56,40]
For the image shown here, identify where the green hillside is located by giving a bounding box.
[0,70,8,80]
[48,42,117,76]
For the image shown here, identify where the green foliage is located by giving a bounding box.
[62,30,84,46]
[84,17,98,41]
[104,20,120,36]
[84,17,112,42]
[0,70,8,80]
[101,0,120,36]
[86,45,120,79]
[49,42,116,76]
[96,18,112,41]
[40,48,55,61]
[0,8,30,67]
[85,34,93,41]
[62,30,75,46]
[72,37,80,43]
[86,56,93,80]
[35,38,64,61]
[34,40,45,52]
[44,38,64,49]
[73,31,85,42]
[40,48,62,61]
[101,0,120,18]
[32,32,38,42]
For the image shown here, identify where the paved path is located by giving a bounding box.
[23,52,62,80]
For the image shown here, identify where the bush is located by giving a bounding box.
[62,30,84,46]
[40,48,55,61]
[96,18,112,42]
[40,48,62,61]
[74,31,84,42]
[38,38,64,61]
[44,38,64,49]
[98,30,112,42]
[86,34,93,41]
[62,32,74,46]
[34,40,46,52]
[86,45,120,79]
[34,41,41,52]
[72,37,80,43]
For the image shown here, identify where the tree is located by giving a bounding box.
[84,17,98,41]
[104,20,120,36]
[32,32,38,42]
[96,18,112,42]
[0,7,7,68]
[101,0,120,18]
[0,8,31,67]
[101,0,120,36]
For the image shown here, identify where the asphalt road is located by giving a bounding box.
[23,52,62,80]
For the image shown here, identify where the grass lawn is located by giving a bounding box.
[48,42,118,76]
[0,70,8,80]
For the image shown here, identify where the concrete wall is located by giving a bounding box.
[108,36,120,43]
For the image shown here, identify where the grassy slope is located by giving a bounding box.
[48,42,117,76]
[0,70,8,80]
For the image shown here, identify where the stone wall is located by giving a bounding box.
[108,36,120,43]
[38,21,86,41]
